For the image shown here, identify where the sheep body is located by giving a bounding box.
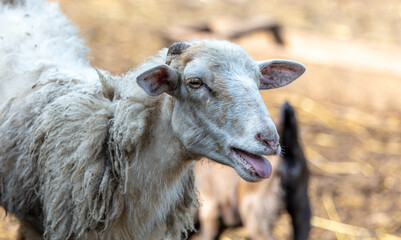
[0,1,195,239]
[0,45,195,240]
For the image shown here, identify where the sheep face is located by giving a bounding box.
[137,40,305,182]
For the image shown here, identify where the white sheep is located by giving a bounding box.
[0,0,305,239]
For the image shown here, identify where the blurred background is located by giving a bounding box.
[1,0,401,239]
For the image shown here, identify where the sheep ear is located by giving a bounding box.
[258,59,305,90]
[137,65,179,96]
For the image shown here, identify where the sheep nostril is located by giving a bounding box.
[267,140,279,151]
[255,132,280,152]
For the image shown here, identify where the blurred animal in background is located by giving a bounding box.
[277,102,311,240]
[192,102,311,240]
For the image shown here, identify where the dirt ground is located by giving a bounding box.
[1,0,401,239]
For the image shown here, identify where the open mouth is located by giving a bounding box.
[231,148,272,179]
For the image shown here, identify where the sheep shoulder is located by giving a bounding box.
[0,75,128,238]
[35,80,128,238]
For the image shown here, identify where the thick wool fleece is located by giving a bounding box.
[0,0,196,239]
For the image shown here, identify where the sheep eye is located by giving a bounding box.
[186,78,203,89]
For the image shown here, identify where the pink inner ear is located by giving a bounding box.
[137,65,178,96]
[260,66,296,89]
[259,61,305,90]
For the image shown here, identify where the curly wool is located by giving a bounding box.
[0,0,197,239]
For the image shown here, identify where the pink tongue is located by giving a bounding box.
[239,151,272,178]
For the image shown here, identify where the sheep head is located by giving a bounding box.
[137,40,305,182]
